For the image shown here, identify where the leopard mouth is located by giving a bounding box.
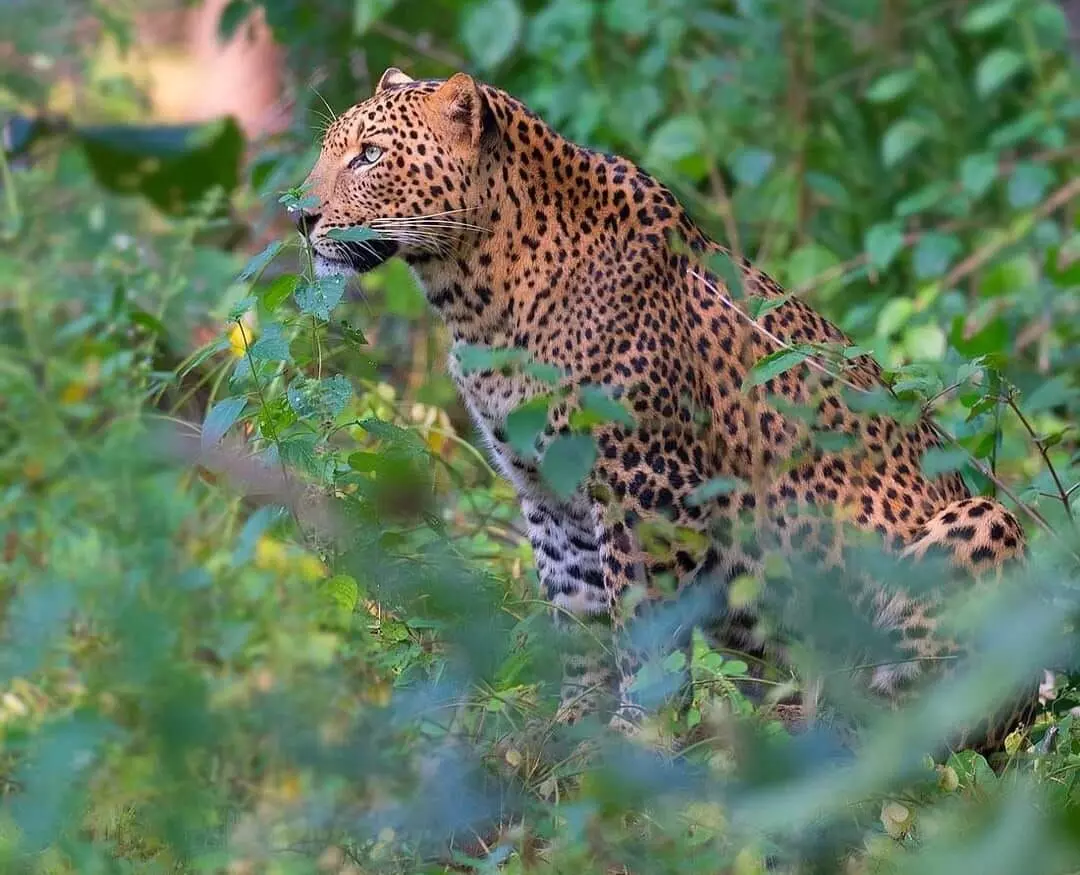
[316,238,399,275]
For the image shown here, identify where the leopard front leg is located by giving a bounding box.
[519,495,617,725]
[586,427,719,736]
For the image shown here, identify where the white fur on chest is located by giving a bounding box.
[448,346,547,495]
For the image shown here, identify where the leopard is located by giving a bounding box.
[295,66,1038,757]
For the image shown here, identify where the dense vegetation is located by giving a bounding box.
[2,0,1080,872]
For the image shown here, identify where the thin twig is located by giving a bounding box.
[942,177,1080,288]
[1006,392,1076,524]
[369,21,467,69]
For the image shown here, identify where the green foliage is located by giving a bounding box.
[2,0,1080,873]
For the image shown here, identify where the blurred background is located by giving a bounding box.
[2,1,1080,873]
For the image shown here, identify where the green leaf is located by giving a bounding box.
[227,295,256,321]
[895,182,950,218]
[881,119,927,167]
[326,574,361,612]
[1006,162,1053,209]
[461,0,523,70]
[742,348,813,390]
[354,0,397,35]
[455,344,526,374]
[913,232,963,279]
[287,375,352,420]
[731,148,774,187]
[579,385,634,428]
[238,241,283,281]
[785,244,841,293]
[687,477,747,506]
[1022,376,1077,413]
[647,115,706,166]
[326,226,380,243]
[705,251,745,299]
[278,434,319,473]
[811,431,857,453]
[804,172,851,208]
[975,49,1025,96]
[961,0,1017,32]
[506,396,551,457]
[876,297,914,337]
[903,324,946,360]
[524,361,565,385]
[76,118,244,216]
[540,434,597,500]
[249,324,291,362]
[259,273,299,312]
[865,222,905,270]
[865,69,917,103]
[359,418,427,455]
[348,451,380,472]
[960,153,999,199]
[202,397,247,449]
[295,274,347,320]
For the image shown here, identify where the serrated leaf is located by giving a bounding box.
[540,434,596,500]
[295,274,347,320]
[201,396,247,449]
[865,69,917,103]
[249,323,290,362]
[359,418,427,454]
[975,49,1025,97]
[238,241,283,281]
[278,434,319,472]
[881,119,927,167]
[742,348,813,390]
[287,375,352,420]
[865,222,905,270]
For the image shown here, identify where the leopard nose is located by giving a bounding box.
[294,210,322,237]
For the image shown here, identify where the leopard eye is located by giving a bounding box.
[349,144,383,170]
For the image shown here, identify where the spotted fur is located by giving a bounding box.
[297,68,1038,754]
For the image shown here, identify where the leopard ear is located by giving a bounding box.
[376,67,414,92]
[433,72,485,146]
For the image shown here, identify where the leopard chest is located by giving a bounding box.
[448,345,552,496]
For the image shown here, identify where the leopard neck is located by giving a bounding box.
[408,87,710,353]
